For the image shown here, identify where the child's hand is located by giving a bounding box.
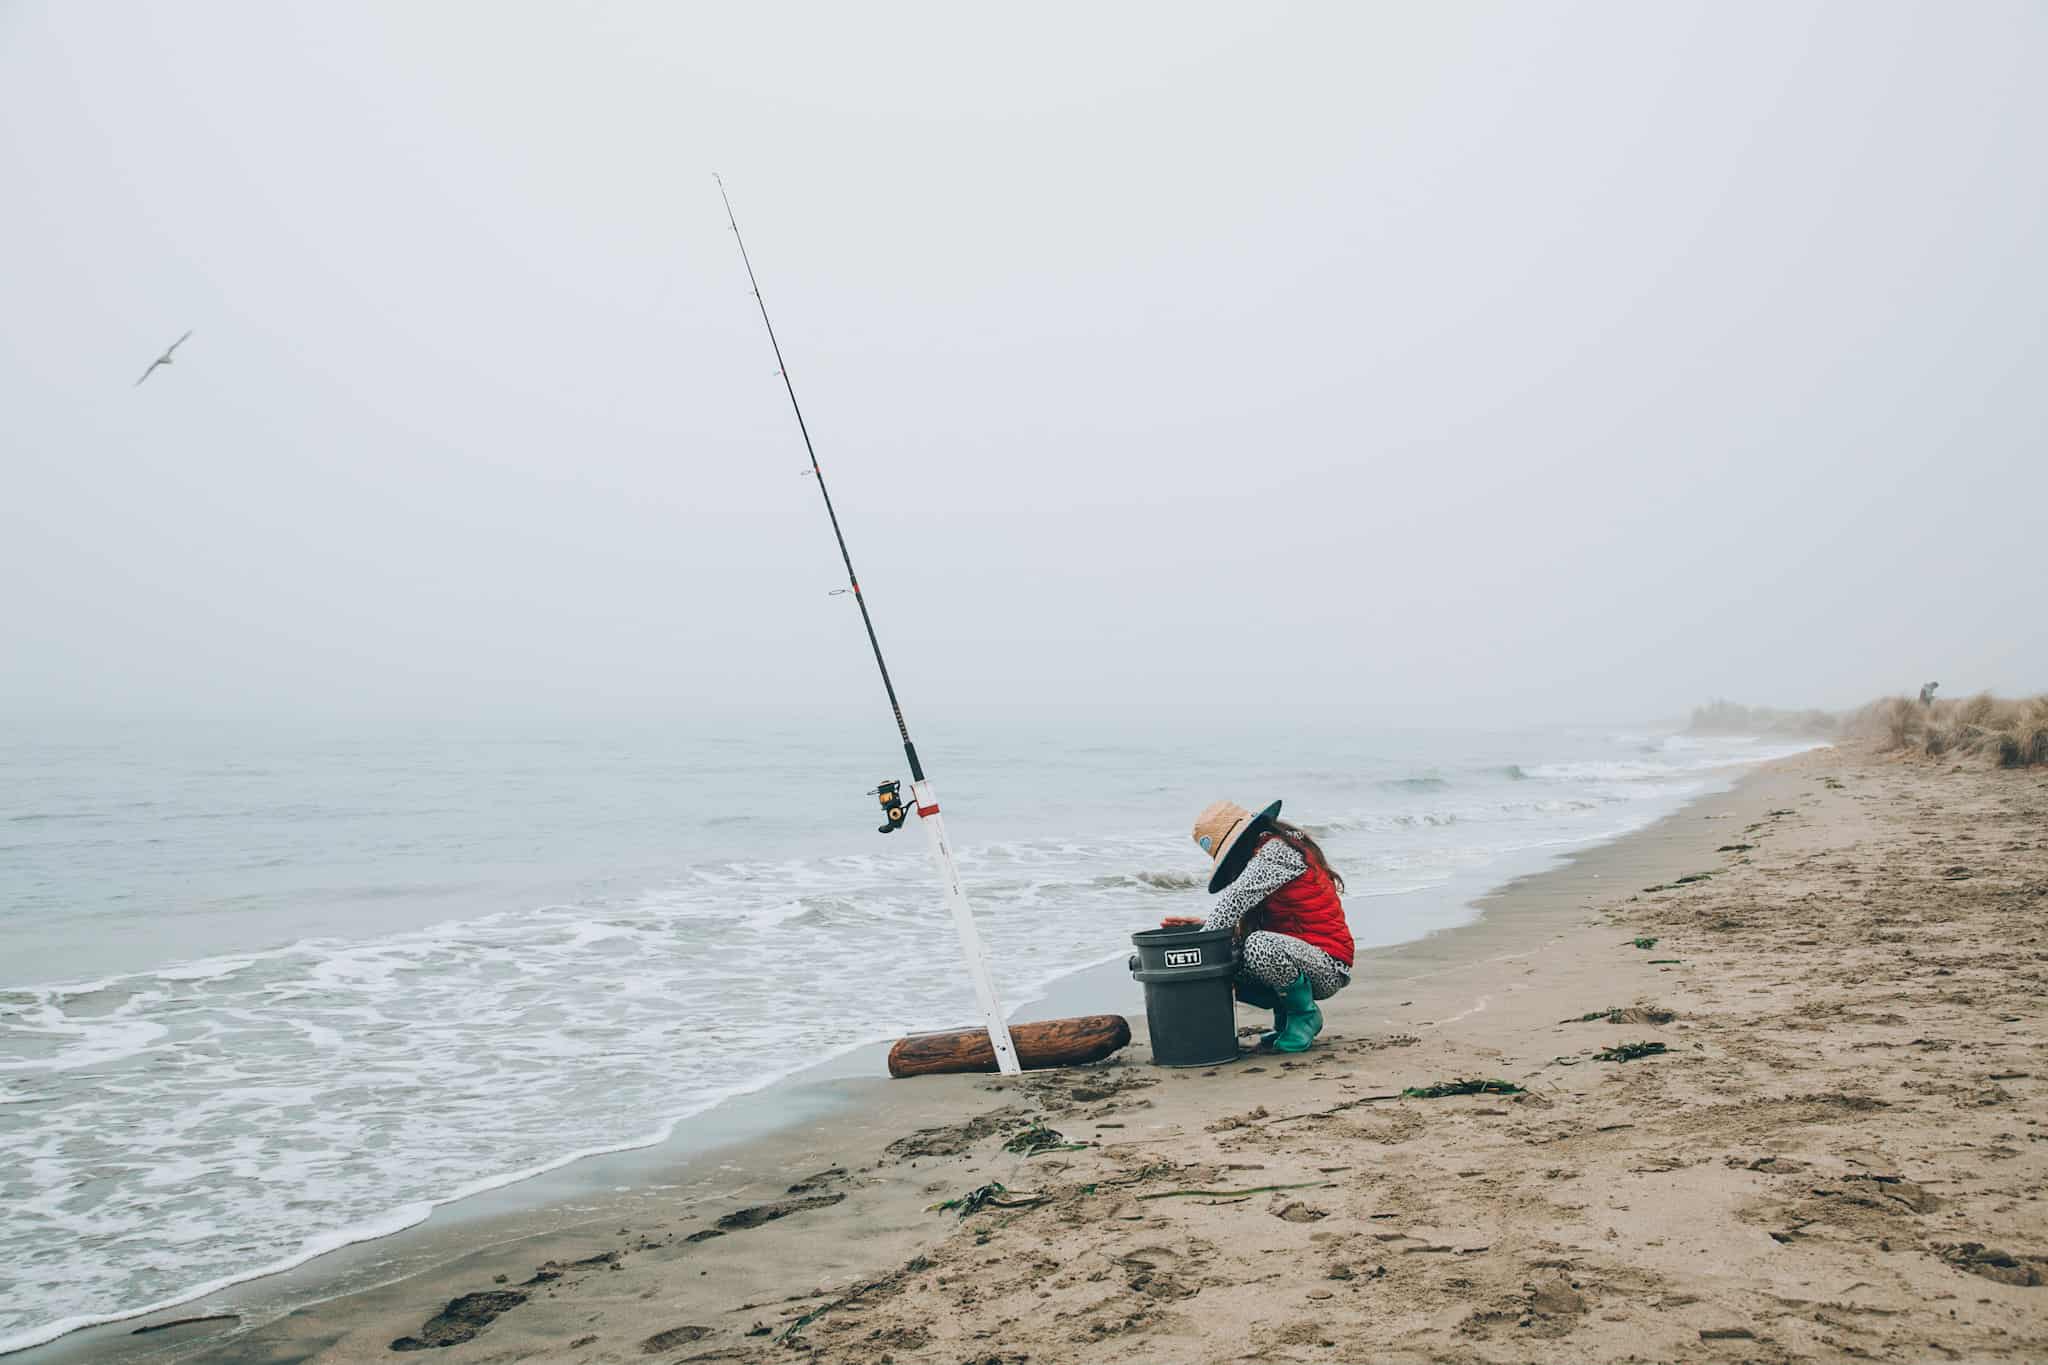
[1159,915,1203,928]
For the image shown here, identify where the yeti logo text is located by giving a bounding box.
[1163,948,1201,967]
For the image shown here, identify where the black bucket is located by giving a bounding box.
[1127,926,1241,1067]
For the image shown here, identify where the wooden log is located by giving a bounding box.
[887,1014,1132,1078]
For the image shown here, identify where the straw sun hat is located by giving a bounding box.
[1191,798,1283,894]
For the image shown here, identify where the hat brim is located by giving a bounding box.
[1207,799,1283,894]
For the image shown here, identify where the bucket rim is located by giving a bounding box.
[1129,924,1234,943]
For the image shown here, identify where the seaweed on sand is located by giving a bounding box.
[1136,1180,1335,1202]
[1003,1124,1088,1157]
[1560,1005,1675,1025]
[779,1253,934,1344]
[927,1182,1048,1217]
[1642,871,1714,892]
[1401,1078,1524,1099]
[1594,1041,1669,1063]
[1628,936,1659,950]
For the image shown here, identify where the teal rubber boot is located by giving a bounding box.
[1235,980,1288,1049]
[1271,972,1322,1053]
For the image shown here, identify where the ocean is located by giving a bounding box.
[0,709,1819,1352]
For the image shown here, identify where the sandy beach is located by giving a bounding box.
[72,741,2048,1363]
[11,2,2045,1358]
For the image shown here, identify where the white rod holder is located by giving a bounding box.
[911,779,1020,1076]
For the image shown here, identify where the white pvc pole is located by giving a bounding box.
[912,779,1020,1075]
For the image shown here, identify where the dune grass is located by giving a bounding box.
[1842,692,2048,769]
[1694,692,2047,769]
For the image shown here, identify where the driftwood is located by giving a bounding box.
[887,1014,1131,1078]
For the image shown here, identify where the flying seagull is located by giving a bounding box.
[134,330,194,386]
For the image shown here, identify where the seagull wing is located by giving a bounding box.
[165,329,193,356]
[135,359,162,386]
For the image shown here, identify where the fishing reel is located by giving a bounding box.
[870,779,909,834]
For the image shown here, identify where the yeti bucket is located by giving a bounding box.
[1127,925,1240,1067]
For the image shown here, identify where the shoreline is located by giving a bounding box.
[3,951,1148,1364]
[10,756,1815,1363]
[12,753,1826,1358]
[165,739,2039,1362]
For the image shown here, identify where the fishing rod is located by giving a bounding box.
[714,174,1021,1077]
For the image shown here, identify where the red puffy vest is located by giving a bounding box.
[1255,839,1354,967]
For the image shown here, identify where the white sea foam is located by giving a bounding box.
[153,956,258,983]
[1526,737,1825,784]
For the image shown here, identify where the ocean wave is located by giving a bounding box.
[153,956,258,983]
[1379,775,1449,792]
[1128,869,1205,891]
[0,834,1195,1348]
[1527,740,1825,784]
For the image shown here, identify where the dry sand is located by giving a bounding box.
[122,744,2048,1363]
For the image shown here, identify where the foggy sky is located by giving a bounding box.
[3,2,2043,727]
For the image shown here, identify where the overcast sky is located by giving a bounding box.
[3,2,2042,728]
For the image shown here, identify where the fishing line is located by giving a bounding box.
[713,174,926,784]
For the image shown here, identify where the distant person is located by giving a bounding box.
[1162,800,1353,1053]
[1920,681,1940,706]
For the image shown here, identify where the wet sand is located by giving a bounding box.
[48,744,2048,1363]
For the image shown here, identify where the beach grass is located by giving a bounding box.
[1844,692,2048,768]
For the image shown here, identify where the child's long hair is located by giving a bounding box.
[1266,818,1345,893]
